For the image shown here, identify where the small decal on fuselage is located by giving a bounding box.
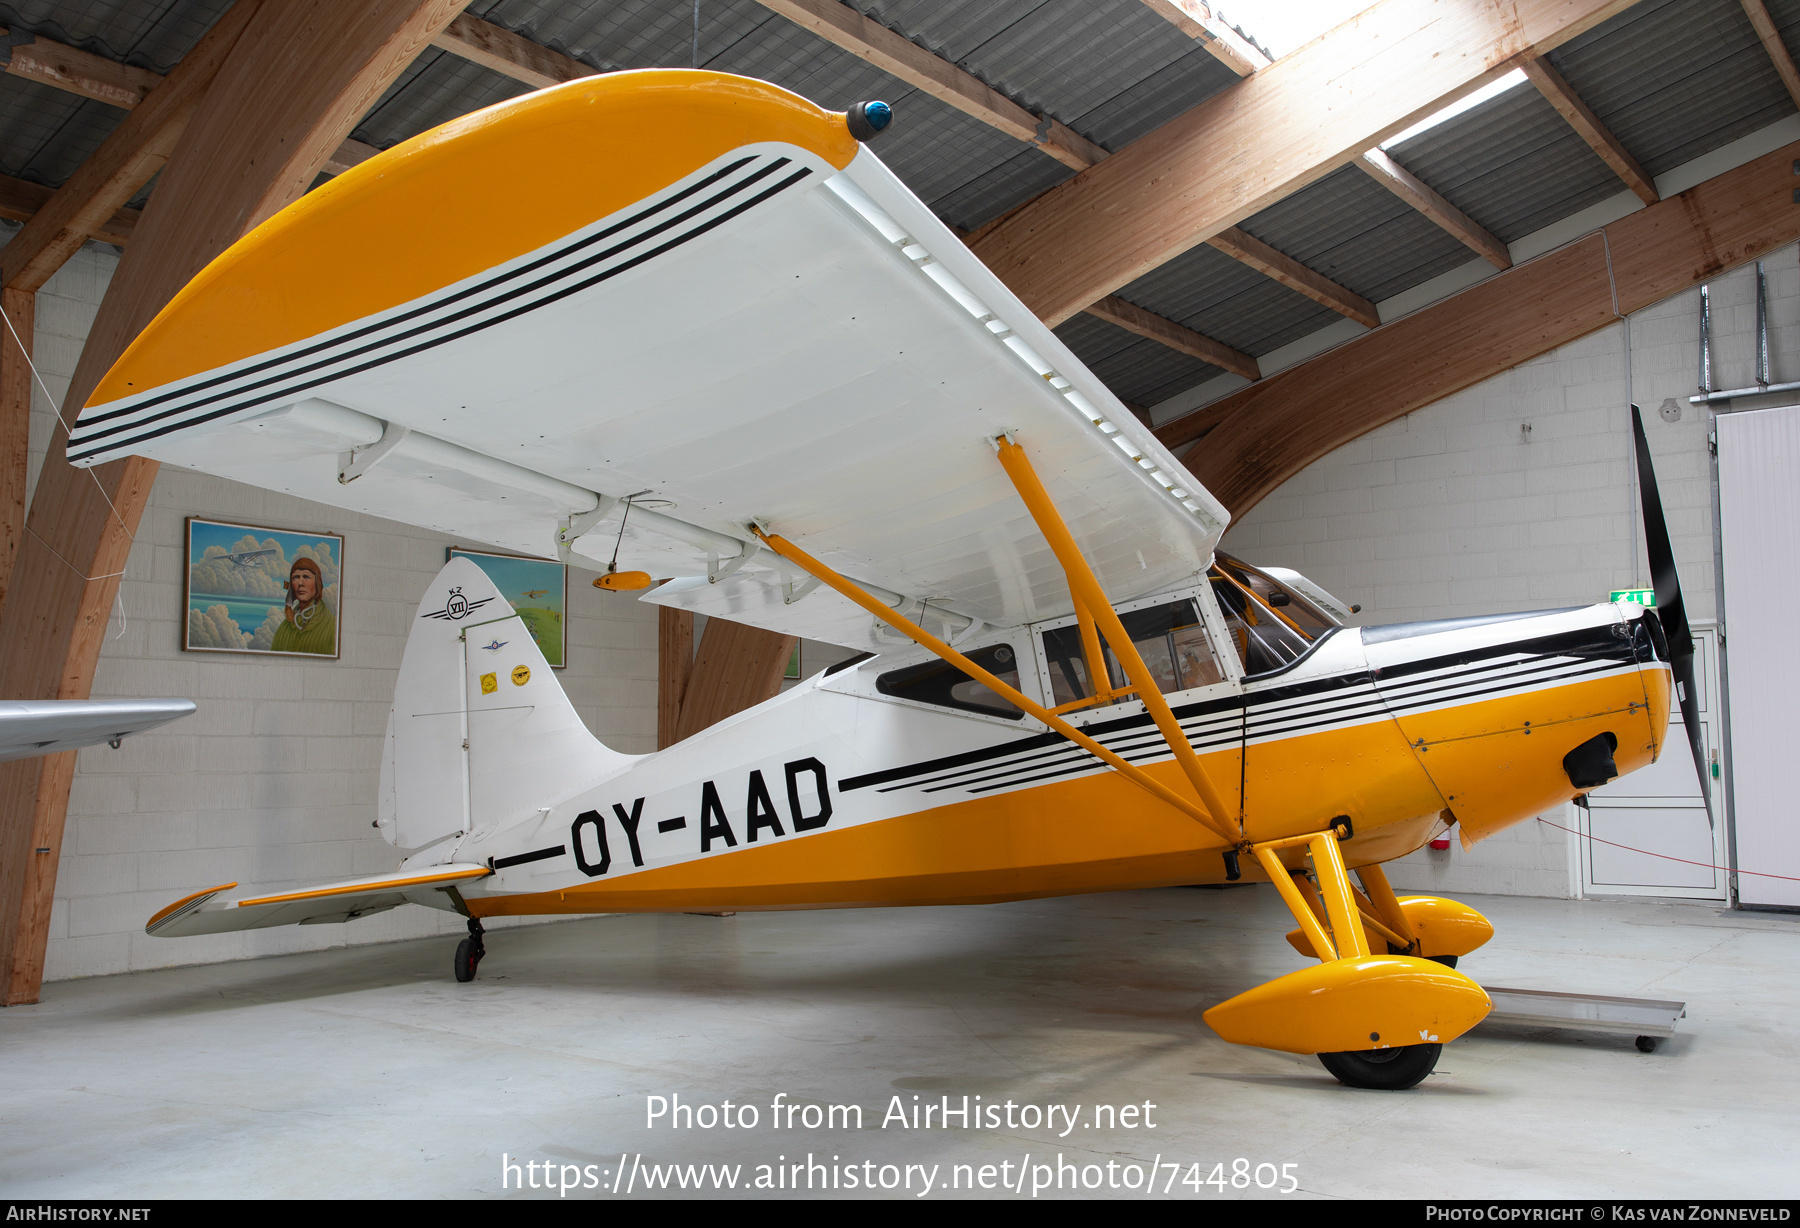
[479,672,497,694]
[481,639,507,652]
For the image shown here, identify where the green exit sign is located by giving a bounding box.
[1611,588,1656,607]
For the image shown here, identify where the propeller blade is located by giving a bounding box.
[1630,405,1712,827]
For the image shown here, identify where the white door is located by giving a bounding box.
[1716,405,1800,908]
[1580,624,1725,900]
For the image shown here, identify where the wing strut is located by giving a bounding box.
[752,438,1240,845]
[992,435,1239,837]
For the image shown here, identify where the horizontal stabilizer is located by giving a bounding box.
[0,698,195,762]
[145,864,491,937]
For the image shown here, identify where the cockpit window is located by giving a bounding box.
[877,642,1023,719]
[1041,598,1224,707]
[1209,553,1332,675]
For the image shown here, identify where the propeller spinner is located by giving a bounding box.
[1630,404,1712,826]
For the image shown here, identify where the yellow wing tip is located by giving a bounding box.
[145,882,237,931]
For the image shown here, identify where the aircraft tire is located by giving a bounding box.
[1426,953,1458,968]
[1317,1043,1441,1090]
[454,937,478,983]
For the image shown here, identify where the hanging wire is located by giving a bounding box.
[0,300,134,588]
[607,489,654,574]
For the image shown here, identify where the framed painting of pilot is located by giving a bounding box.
[184,517,344,659]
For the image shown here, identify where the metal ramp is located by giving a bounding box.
[1479,986,1687,1052]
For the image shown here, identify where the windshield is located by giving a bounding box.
[1209,553,1335,675]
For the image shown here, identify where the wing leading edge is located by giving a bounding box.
[0,698,196,762]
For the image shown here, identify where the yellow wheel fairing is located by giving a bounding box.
[87,70,861,412]
[1204,955,1492,1055]
[1397,895,1496,958]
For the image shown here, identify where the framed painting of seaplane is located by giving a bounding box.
[69,70,1704,1091]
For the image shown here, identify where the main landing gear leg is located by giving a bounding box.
[1204,829,1486,1090]
[454,917,486,983]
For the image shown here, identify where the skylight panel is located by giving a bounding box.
[1379,68,1529,149]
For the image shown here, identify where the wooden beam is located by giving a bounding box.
[1357,148,1512,269]
[0,19,377,198]
[969,0,1635,325]
[751,0,1107,171]
[1522,55,1657,205]
[1740,0,1800,111]
[431,12,597,89]
[0,0,470,1008]
[1156,139,1800,517]
[1139,0,1270,77]
[1085,295,1260,379]
[658,606,694,749]
[0,288,29,617]
[0,175,137,247]
[0,24,160,109]
[673,619,798,744]
[1207,226,1379,328]
[323,138,383,176]
[1,2,263,294]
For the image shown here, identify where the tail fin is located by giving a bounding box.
[379,557,633,849]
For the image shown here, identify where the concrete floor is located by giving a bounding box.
[2,887,1796,1200]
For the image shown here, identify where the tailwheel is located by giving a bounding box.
[1318,1042,1442,1090]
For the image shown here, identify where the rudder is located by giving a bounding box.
[379,557,634,850]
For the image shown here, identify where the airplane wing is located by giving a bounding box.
[145,864,492,936]
[0,698,196,762]
[66,71,1227,649]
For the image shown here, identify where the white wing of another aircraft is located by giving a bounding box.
[65,71,1227,649]
[0,698,196,762]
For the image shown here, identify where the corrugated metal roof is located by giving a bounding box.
[0,74,121,190]
[1550,0,1794,179]
[0,0,226,74]
[1052,310,1223,408]
[1232,163,1476,304]
[460,0,1082,230]
[3,0,1797,415]
[1383,83,1624,244]
[353,48,531,153]
[1119,240,1343,358]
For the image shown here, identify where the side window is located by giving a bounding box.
[876,642,1023,719]
[1040,599,1224,706]
[1210,570,1313,675]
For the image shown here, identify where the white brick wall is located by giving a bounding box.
[4,233,657,981]
[1222,242,1798,897]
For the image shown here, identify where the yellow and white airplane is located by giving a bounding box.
[73,71,1695,1090]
